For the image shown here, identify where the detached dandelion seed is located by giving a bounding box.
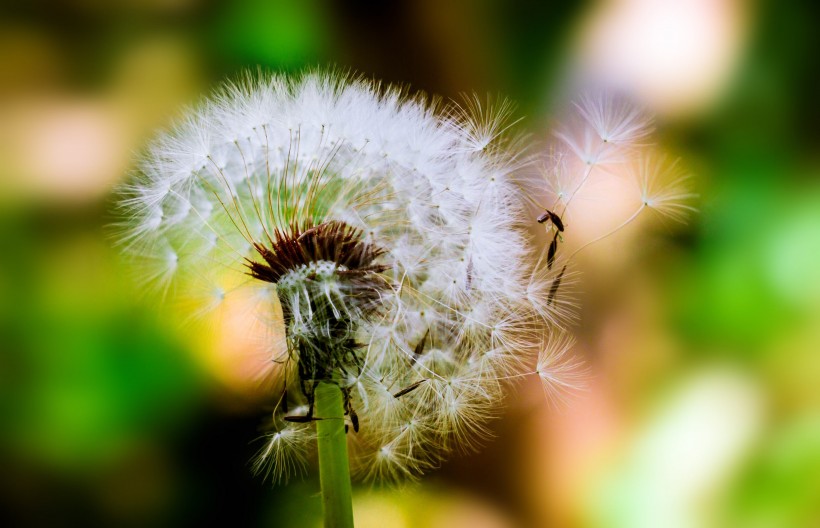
[535,333,587,407]
[573,90,654,146]
[635,154,698,224]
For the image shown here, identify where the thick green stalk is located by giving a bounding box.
[315,381,355,528]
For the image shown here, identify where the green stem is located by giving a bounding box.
[315,381,355,528]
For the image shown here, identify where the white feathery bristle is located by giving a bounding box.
[355,436,434,483]
[251,422,313,483]
[535,332,587,407]
[635,154,698,223]
[573,90,654,146]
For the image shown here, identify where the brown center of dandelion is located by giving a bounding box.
[246,221,388,284]
[245,221,389,412]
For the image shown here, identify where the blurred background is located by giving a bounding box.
[1,0,819,526]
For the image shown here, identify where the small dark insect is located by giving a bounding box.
[547,230,560,269]
[537,209,565,232]
[393,379,427,398]
[547,265,567,306]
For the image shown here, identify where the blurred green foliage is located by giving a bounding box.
[727,414,820,528]
[1,0,819,526]
[215,0,328,69]
[0,206,203,467]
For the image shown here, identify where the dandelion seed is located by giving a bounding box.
[252,421,313,483]
[535,333,587,407]
[635,154,698,223]
[574,90,654,146]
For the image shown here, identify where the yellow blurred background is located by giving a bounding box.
[1,1,819,526]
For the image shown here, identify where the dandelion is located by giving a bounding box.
[117,70,567,527]
[117,70,691,527]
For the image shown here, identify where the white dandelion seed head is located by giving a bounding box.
[116,69,557,483]
[115,67,696,484]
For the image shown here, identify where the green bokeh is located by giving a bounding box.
[1,0,819,525]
